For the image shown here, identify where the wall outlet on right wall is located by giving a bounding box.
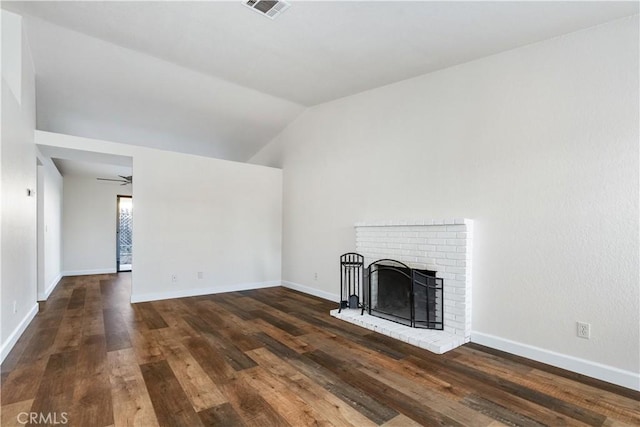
[577,321,591,339]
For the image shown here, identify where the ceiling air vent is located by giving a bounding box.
[243,0,291,20]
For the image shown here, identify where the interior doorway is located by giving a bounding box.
[117,195,132,272]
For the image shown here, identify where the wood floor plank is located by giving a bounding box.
[197,402,246,427]
[526,369,640,425]
[288,354,400,425]
[251,309,308,336]
[29,351,78,422]
[195,301,263,351]
[601,418,637,427]
[262,334,401,423]
[103,308,132,352]
[0,356,48,406]
[248,346,383,426]
[197,330,258,372]
[28,309,66,332]
[3,274,638,426]
[465,342,640,401]
[381,413,427,427]
[253,318,313,354]
[405,354,592,427]
[182,313,217,335]
[136,302,169,330]
[409,351,608,425]
[253,331,302,360]
[67,287,87,310]
[301,324,407,362]
[305,330,508,426]
[201,299,260,335]
[12,326,58,366]
[444,359,609,425]
[82,308,106,337]
[152,299,200,339]
[208,338,257,372]
[310,332,493,426]
[461,394,547,427]
[128,328,165,365]
[356,362,500,427]
[306,348,468,426]
[107,348,159,427]
[182,335,237,383]
[1,399,34,427]
[210,295,257,321]
[83,280,103,310]
[219,374,291,427]
[52,307,85,353]
[140,360,204,427]
[71,334,114,427]
[240,366,335,426]
[155,330,227,412]
[457,350,640,425]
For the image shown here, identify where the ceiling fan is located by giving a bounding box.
[97,175,132,185]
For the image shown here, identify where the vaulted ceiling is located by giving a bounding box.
[4,1,638,162]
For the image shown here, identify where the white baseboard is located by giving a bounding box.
[38,273,62,301]
[281,281,340,302]
[130,280,281,303]
[62,268,116,276]
[471,331,640,392]
[0,303,39,364]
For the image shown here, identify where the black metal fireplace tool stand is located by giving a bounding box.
[338,253,364,312]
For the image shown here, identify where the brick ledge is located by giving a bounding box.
[330,308,467,354]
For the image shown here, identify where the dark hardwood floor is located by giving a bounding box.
[1,274,638,426]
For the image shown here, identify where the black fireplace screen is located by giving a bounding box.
[362,259,443,330]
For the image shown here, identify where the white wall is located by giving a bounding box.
[36,131,282,303]
[132,149,282,301]
[62,175,131,275]
[36,152,63,299]
[250,17,639,389]
[1,10,38,362]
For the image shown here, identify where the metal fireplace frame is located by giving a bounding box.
[362,258,444,330]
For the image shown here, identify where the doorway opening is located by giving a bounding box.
[117,195,133,272]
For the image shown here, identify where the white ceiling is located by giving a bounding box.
[4,1,639,162]
[38,145,133,179]
[52,158,133,181]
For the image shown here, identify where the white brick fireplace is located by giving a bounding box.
[330,219,473,353]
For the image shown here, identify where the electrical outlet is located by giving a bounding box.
[171,274,177,282]
[577,321,591,339]
[197,272,203,280]
[313,272,318,281]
